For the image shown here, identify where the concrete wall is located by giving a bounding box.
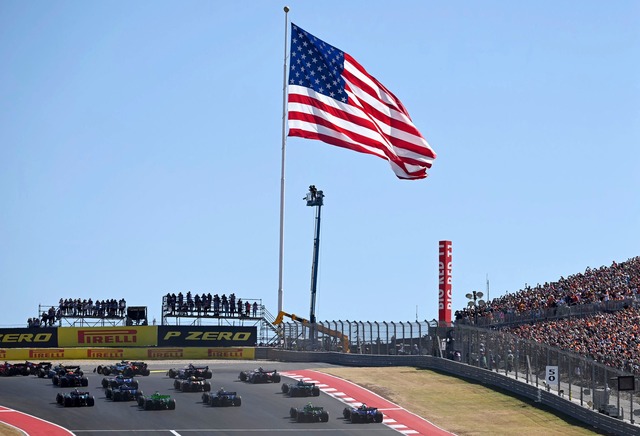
[261,349,639,436]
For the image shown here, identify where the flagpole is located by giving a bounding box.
[278,6,290,316]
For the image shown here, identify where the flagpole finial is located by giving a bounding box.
[284,6,290,12]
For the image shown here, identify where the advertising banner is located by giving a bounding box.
[157,326,257,347]
[0,348,69,360]
[438,240,453,324]
[0,328,58,348]
[58,326,158,347]
[0,347,255,361]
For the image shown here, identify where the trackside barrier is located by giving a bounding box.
[0,326,257,348]
[263,349,640,436]
[0,347,255,360]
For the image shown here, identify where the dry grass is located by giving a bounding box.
[316,366,603,436]
[0,423,24,436]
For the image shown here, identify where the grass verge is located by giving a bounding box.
[316,366,605,436]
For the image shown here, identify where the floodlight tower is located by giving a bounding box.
[305,185,324,343]
[465,291,486,325]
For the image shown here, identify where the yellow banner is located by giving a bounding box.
[58,326,158,347]
[0,347,255,360]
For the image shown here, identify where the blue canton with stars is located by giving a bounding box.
[289,24,347,103]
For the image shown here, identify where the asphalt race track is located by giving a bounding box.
[0,361,402,435]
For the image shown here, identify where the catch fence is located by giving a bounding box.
[279,318,639,423]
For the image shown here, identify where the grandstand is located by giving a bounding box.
[453,256,640,375]
[31,292,279,344]
[161,293,278,344]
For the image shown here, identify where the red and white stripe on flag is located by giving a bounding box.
[287,24,436,180]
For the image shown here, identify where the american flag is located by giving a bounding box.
[287,23,436,180]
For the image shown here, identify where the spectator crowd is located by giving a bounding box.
[455,256,640,323]
[505,306,640,374]
[27,297,127,327]
[164,292,259,318]
[453,256,640,374]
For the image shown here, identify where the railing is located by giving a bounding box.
[457,297,638,328]
[260,306,281,345]
[437,323,639,426]
[161,296,264,324]
[272,317,640,432]
[35,304,127,327]
[279,319,433,354]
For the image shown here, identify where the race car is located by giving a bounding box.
[102,374,139,389]
[342,403,384,423]
[30,362,53,377]
[167,363,212,380]
[202,388,242,407]
[8,362,32,376]
[238,367,281,383]
[53,366,88,387]
[95,361,130,376]
[45,363,71,379]
[95,360,150,377]
[127,361,151,376]
[137,392,176,410]
[106,384,144,401]
[56,389,95,407]
[174,376,211,392]
[0,362,30,376]
[281,380,320,397]
[289,403,329,422]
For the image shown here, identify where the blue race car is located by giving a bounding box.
[102,374,139,389]
[202,388,242,407]
[106,383,143,401]
[343,403,384,423]
[56,389,95,407]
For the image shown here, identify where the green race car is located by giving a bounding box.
[137,392,176,410]
[289,403,329,423]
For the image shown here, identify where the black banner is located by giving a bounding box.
[157,326,256,347]
[0,327,58,348]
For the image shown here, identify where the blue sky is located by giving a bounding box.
[1,1,638,327]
